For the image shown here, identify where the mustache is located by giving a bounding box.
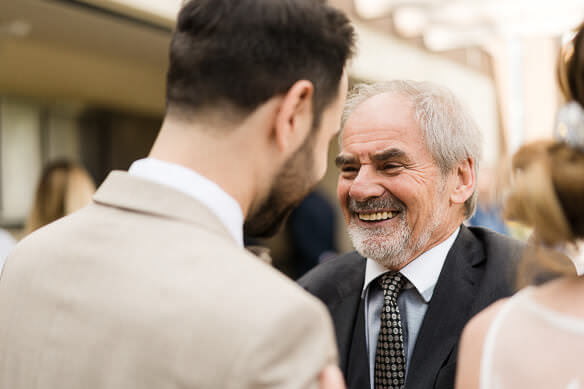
[348,195,405,213]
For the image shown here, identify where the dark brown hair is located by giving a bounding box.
[166,0,355,128]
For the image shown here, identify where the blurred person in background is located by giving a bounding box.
[0,159,92,272]
[287,190,338,279]
[456,24,584,389]
[0,160,93,272]
[300,80,523,389]
[467,165,509,235]
[0,0,354,388]
[24,159,95,235]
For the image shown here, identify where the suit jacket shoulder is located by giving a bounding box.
[0,172,337,389]
[468,226,524,265]
[463,226,523,308]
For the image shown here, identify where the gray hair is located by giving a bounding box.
[341,80,482,218]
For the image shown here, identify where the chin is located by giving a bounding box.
[348,223,413,269]
[371,253,411,270]
[353,241,410,269]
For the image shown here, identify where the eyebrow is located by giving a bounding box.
[335,148,408,168]
[371,148,406,162]
[335,154,357,167]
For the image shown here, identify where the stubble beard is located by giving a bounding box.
[244,132,316,238]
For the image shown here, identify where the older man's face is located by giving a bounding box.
[336,92,456,269]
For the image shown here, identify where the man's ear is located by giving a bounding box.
[272,80,314,154]
[451,157,476,206]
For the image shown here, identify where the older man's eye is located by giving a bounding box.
[340,166,358,173]
[383,164,400,170]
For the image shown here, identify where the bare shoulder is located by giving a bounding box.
[455,298,509,389]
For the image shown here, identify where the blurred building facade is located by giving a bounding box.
[1,0,581,273]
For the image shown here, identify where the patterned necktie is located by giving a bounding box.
[374,272,407,389]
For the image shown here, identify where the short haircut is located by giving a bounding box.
[166,0,355,127]
[342,80,482,218]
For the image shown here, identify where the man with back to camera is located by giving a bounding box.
[299,81,523,389]
[0,1,355,388]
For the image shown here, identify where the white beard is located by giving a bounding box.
[347,213,413,269]
[347,189,447,269]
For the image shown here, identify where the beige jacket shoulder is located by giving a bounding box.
[0,172,337,389]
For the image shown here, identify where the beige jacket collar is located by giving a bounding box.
[93,171,235,245]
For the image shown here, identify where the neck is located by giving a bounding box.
[149,116,261,218]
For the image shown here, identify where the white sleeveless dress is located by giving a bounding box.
[480,287,584,389]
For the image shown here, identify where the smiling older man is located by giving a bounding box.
[299,80,523,389]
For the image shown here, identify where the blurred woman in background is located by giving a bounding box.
[456,24,584,389]
[25,160,95,235]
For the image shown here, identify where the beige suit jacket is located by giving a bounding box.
[0,171,337,388]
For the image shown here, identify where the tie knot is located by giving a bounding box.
[379,272,406,301]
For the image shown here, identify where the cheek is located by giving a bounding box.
[312,153,327,182]
[337,179,350,210]
[314,135,333,178]
[398,185,436,223]
[383,176,420,203]
[319,142,330,177]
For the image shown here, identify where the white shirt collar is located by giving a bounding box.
[128,158,244,247]
[362,227,460,302]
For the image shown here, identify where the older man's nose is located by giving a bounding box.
[348,169,385,201]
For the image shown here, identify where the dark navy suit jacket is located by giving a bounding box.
[299,226,523,389]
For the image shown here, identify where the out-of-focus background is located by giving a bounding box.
[1,0,582,277]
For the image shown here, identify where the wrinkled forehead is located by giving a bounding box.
[343,91,414,127]
[340,94,424,154]
[343,92,417,133]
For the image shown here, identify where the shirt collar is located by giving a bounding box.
[128,158,244,247]
[361,227,460,302]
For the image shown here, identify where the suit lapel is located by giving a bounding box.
[346,296,370,389]
[406,226,485,389]
[326,255,366,374]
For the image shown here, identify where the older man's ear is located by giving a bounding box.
[450,157,476,207]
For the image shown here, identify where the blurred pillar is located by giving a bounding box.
[523,38,561,142]
[489,37,560,157]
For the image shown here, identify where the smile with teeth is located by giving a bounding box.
[358,211,398,221]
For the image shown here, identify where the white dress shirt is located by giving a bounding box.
[362,227,460,387]
[128,158,244,247]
